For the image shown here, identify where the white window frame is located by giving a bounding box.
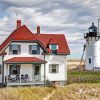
[29,45,40,54]
[9,44,21,54]
[49,64,59,73]
[50,44,58,50]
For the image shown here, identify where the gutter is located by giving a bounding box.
[4,61,47,64]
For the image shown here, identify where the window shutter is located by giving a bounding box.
[9,45,12,54]
[9,65,13,75]
[37,45,40,54]
[56,64,59,73]
[49,64,52,73]
[17,65,20,74]
[18,45,21,54]
[29,45,32,54]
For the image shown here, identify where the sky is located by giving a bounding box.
[0,0,100,59]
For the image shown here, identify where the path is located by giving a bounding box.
[43,89,56,100]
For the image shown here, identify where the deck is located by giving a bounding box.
[6,81,44,86]
[5,74,45,86]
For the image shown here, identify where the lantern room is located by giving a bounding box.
[88,22,97,36]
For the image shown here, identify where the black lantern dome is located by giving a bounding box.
[88,22,97,36]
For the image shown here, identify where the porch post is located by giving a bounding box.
[44,63,46,86]
[44,54,46,86]
[2,55,4,84]
[6,64,8,84]
[19,64,21,83]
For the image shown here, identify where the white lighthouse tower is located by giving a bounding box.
[84,22,100,71]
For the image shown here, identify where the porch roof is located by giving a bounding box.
[4,57,47,64]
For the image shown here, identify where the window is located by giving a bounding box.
[9,64,20,75]
[9,44,21,54]
[49,64,59,73]
[50,44,57,54]
[89,29,93,32]
[89,28,97,33]
[29,45,40,54]
[89,58,91,64]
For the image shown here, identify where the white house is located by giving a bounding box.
[84,22,100,71]
[0,20,70,86]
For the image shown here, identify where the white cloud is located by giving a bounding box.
[0,0,46,7]
[0,0,100,58]
[0,17,8,28]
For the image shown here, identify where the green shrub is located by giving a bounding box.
[68,70,100,84]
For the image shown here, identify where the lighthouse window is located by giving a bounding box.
[89,58,91,64]
[89,29,94,32]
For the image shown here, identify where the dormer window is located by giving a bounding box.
[50,44,58,54]
[9,44,21,54]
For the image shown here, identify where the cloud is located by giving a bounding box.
[0,0,100,58]
[0,0,46,7]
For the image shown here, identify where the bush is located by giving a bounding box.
[67,70,100,84]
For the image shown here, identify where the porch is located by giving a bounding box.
[6,81,44,86]
[4,57,47,86]
[5,74,44,86]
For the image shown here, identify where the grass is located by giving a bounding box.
[0,87,53,100]
[0,70,100,100]
[0,83,100,100]
[68,70,100,84]
[50,83,100,100]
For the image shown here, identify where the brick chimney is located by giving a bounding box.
[37,26,40,35]
[17,20,21,28]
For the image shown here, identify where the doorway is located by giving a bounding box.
[34,64,41,81]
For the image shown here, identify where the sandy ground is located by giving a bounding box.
[67,59,85,70]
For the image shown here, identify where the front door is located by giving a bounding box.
[34,64,41,81]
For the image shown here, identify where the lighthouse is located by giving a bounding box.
[84,22,100,71]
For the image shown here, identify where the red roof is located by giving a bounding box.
[0,25,37,51]
[35,34,70,54]
[4,57,47,63]
[0,24,70,54]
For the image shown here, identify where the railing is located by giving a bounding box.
[5,75,44,83]
[33,75,41,81]
[5,75,52,86]
[5,74,30,83]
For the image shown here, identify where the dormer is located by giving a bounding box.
[49,44,58,54]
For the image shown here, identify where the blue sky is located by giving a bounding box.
[0,0,99,59]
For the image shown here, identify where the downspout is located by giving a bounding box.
[65,56,67,85]
[2,55,4,84]
[44,54,46,86]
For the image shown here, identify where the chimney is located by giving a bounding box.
[17,20,21,28]
[37,26,40,35]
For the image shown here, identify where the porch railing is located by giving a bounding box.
[5,75,52,86]
[5,74,44,84]
[5,74,30,83]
